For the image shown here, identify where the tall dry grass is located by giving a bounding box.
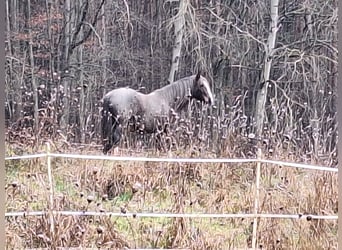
[5,98,338,249]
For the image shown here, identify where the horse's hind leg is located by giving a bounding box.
[102,120,111,154]
[111,127,122,155]
[103,126,121,154]
[112,124,122,146]
[102,122,114,154]
[103,122,122,154]
[102,105,121,154]
[103,142,113,155]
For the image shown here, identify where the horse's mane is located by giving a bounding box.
[153,75,194,112]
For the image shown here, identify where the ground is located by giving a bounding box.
[5,142,338,249]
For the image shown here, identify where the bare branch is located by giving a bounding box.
[70,0,106,52]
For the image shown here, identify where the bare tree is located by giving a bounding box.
[4,0,337,163]
[59,0,72,131]
[168,0,187,83]
[27,0,39,135]
[255,0,279,142]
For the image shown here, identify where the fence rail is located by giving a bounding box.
[5,152,338,172]
[5,145,338,249]
[5,211,338,220]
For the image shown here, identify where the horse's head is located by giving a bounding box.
[191,72,214,105]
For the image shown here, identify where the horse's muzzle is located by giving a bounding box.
[207,96,214,105]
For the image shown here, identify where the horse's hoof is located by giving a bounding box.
[103,145,112,155]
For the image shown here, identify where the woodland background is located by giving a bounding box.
[5,0,338,248]
[5,0,338,163]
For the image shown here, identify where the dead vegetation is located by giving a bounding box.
[5,91,338,249]
[5,128,338,249]
[5,0,337,248]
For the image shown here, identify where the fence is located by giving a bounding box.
[5,144,338,249]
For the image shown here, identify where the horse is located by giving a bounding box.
[101,72,214,154]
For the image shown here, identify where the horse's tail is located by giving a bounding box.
[101,98,111,153]
[101,98,121,154]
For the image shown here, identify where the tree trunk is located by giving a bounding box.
[101,2,107,97]
[60,0,72,131]
[168,0,187,83]
[7,0,24,122]
[5,0,13,120]
[27,0,39,137]
[255,0,279,141]
[78,10,85,143]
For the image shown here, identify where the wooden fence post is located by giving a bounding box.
[252,148,262,249]
[46,142,55,246]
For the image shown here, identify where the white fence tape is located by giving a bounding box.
[49,153,258,164]
[261,159,337,172]
[5,151,338,223]
[5,153,338,172]
[5,211,338,220]
[5,153,47,160]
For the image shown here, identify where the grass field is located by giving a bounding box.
[5,141,338,249]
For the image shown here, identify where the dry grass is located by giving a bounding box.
[5,97,338,249]
[5,141,338,249]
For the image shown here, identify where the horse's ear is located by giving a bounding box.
[195,71,201,82]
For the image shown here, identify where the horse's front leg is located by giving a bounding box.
[155,127,168,152]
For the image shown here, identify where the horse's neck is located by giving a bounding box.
[153,78,192,112]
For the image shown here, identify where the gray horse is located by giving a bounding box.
[101,72,214,154]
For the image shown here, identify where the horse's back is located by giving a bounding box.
[103,87,143,116]
[104,87,138,104]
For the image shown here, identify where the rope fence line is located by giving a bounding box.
[5,146,338,249]
[5,153,47,160]
[5,152,338,172]
[5,211,338,220]
[261,159,337,172]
